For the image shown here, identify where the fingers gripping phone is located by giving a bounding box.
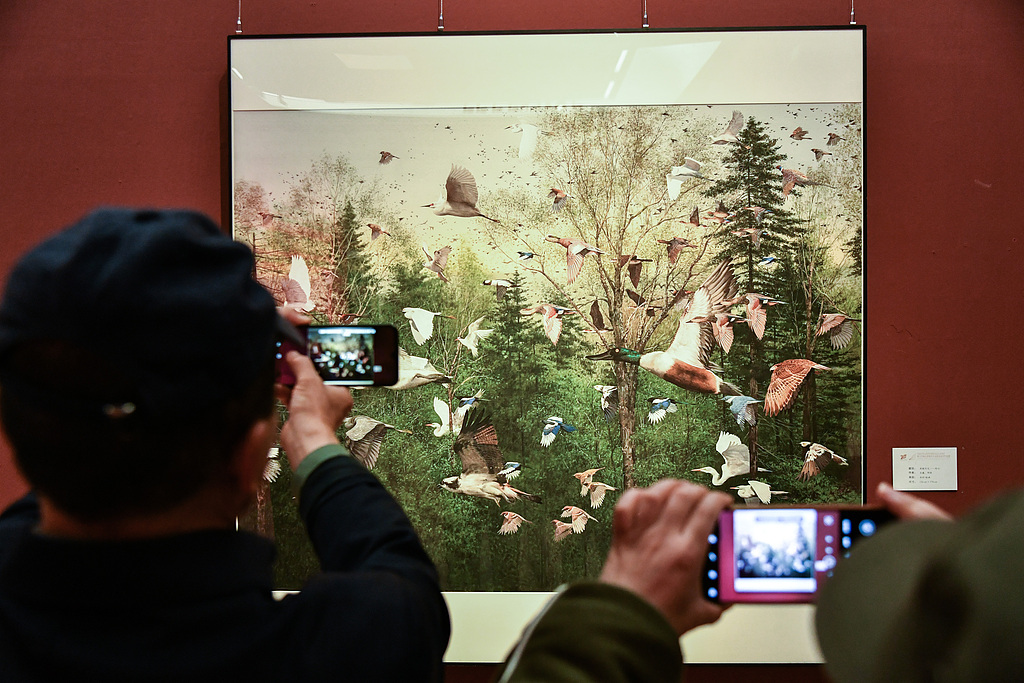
[275,324,399,387]
[703,506,895,603]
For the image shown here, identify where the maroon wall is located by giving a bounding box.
[2,1,1023,678]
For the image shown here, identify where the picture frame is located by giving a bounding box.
[229,26,864,662]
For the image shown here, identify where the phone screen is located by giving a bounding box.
[275,325,399,387]
[704,507,893,603]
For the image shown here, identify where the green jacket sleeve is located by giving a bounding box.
[496,581,683,683]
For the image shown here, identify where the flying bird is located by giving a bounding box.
[540,416,576,447]
[482,279,519,301]
[723,293,785,340]
[257,211,282,227]
[587,300,612,333]
[429,396,472,438]
[812,148,833,162]
[647,397,678,425]
[790,127,811,140]
[263,447,282,483]
[764,359,830,416]
[594,385,619,422]
[498,511,533,535]
[402,307,450,345]
[440,408,541,505]
[520,303,575,346]
[711,312,746,354]
[692,432,754,486]
[816,313,859,350]
[379,151,399,164]
[421,244,452,282]
[729,226,768,248]
[456,316,494,357]
[544,234,605,285]
[367,223,391,240]
[618,255,652,289]
[561,505,597,533]
[586,481,617,509]
[548,187,570,212]
[666,158,704,200]
[586,260,742,397]
[573,468,603,496]
[711,110,744,145]
[656,236,697,264]
[506,123,545,159]
[281,255,315,312]
[826,132,844,146]
[517,251,536,260]
[722,395,761,428]
[732,480,788,505]
[343,416,413,469]
[552,519,575,542]
[387,348,452,391]
[798,442,849,482]
[776,165,828,197]
[424,164,498,221]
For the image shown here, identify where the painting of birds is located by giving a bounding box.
[343,416,413,469]
[710,110,744,145]
[421,244,452,282]
[764,359,830,416]
[517,251,535,260]
[281,255,315,312]
[498,511,532,535]
[544,234,604,285]
[456,316,493,357]
[540,416,576,447]
[826,132,844,145]
[711,312,746,354]
[561,505,597,533]
[594,385,619,421]
[816,313,859,350]
[425,164,497,221]
[402,307,450,345]
[379,151,399,164]
[388,348,451,391]
[586,259,741,396]
[647,397,678,424]
[257,211,281,227]
[520,303,575,346]
[588,300,612,333]
[811,148,832,161]
[263,447,282,483]
[367,223,391,240]
[790,127,811,140]
[482,279,519,301]
[440,408,541,506]
[722,395,761,428]
[798,442,849,482]
[666,158,704,199]
[692,432,754,486]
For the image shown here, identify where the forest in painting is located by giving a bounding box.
[233,103,863,591]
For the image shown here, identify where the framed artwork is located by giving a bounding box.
[229,27,864,662]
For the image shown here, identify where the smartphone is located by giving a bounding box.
[703,506,895,604]
[275,324,399,387]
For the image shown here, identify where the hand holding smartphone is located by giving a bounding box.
[703,506,895,603]
[275,324,399,387]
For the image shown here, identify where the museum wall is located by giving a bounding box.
[1,1,1022,679]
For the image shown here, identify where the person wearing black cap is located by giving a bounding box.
[0,208,450,681]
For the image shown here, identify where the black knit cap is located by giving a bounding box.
[0,207,279,419]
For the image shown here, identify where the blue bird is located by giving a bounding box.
[541,416,576,447]
[722,395,761,427]
[759,256,777,265]
[517,251,536,260]
[647,397,678,425]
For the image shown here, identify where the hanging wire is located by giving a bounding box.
[850,0,856,24]
[438,0,444,31]
[642,0,649,28]
[236,0,243,33]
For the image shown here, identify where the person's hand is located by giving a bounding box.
[599,479,731,636]
[278,350,353,470]
[877,481,952,521]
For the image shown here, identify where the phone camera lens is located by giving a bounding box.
[707,588,718,599]
[708,569,718,580]
[708,552,717,562]
[859,520,877,536]
[707,533,718,545]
